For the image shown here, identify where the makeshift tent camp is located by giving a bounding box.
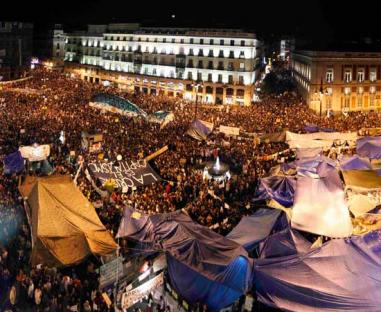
[254,230,381,311]
[253,176,296,207]
[259,227,311,259]
[340,155,372,170]
[19,175,118,266]
[186,119,214,141]
[295,147,322,159]
[117,208,252,311]
[226,209,287,251]
[357,136,381,159]
[291,170,353,238]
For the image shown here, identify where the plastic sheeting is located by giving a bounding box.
[291,170,353,238]
[286,131,358,149]
[294,155,337,178]
[226,209,286,251]
[259,227,311,259]
[18,175,118,266]
[357,136,381,159]
[254,176,296,207]
[343,170,381,192]
[186,119,214,141]
[254,231,381,312]
[3,151,24,174]
[340,155,372,170]
[117,208,252,311]
[295,147,322,159]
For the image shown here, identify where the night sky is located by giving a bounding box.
[0,0,379,42]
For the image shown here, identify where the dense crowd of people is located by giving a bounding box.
[0,68,381,311]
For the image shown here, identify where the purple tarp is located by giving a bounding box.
[117,208,252,311]
[340,155,372,170]
[254,176,296,207]
[254,230,381,311]
[226,209,287,251]
[357,136,381,159]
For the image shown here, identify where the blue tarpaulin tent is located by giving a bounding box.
[3,151,24,174]
[226,209,287,252]
[254,176,296,207]
[254,230,381,311]
[340,155,372,170]
[357,136,381,159]
[117,208,252,311]
[293,155,336,178]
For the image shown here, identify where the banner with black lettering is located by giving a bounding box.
[87,160,161,189]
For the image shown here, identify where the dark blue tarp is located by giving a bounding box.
[117,208,252,311]
[304,124,335,133]
[294,155,336,178]
[357,137,381,159]
[340,155,372,170]
[259,227,311,259]
[186,120,213,141]
[254,230,381,311]
[3,151,24,174]
[226,209,287,251]
[254,176,296,207]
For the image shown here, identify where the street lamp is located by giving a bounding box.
[192,80,203,120]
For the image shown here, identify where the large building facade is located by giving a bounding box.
[60,24,262,105]
[292,50,381,114]
[0,21,33,81]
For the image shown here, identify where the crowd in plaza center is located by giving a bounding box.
[1,68,381,311]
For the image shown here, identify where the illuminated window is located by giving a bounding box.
[370,86,376,94]
[370,68,377,82]
[343,69,352,82]
[358,96,363,107]
[326,68,334,83]
[358,69,365,82]
[344,87,351,95]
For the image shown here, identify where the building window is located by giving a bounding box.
[241,40,245,46]
[198,60,203,68]
[239,76,244,84]
[218,61,224,70]
[370,68,377,82]
[172,38,175,43]
[344,97,350,108]
[208,61,213,69]
[208,49,213,57]
[210,39,214,45]
[239,51,245,58]
[228,75,233,84]
[197,72,202,81]
[198,49,204,56]
[208,73,212,82]
[163,38,166,43]
[358,69,365,82]
[220,39,224,45]
[239,62,245,70]
[326,68,334,83]
[219,50,224,58]
[190,38,194,44]
[153,69,157,75]
[370,94,376,106]
[200,39,204,44]
[189,49,194,56]
[188,72,193,80]
[218,74,223,83]
[228,62,234,71]
[370,86,376,94]
[230,40,234,46]
[344,69,352,83]
[344,87,351,95]
[180,39,184,44]
[358,96,363,108]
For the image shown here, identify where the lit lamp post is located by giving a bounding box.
[192,80,203,120]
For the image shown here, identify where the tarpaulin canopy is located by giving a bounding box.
[253,176,296,207]
[258,131,286,143]
[18,175,118,266]
[295,147,322,159]
[3,151,24,174]
[342,170,381,192]
[293,155,337,178]
[357,136,381,159]
[304,124,335,133]
[254,230,381,311]
[291,170,353,238]
[226,209,287,251]
[340,155,372,170]
[286,131,357,149]
[117,208,252,311]
[186,119,214,141]
[259,227,311,259]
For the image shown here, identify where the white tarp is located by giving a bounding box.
[291,170,353,238]
[219,125,240,136]
[286,131,358,149]
[19,144,50,162]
